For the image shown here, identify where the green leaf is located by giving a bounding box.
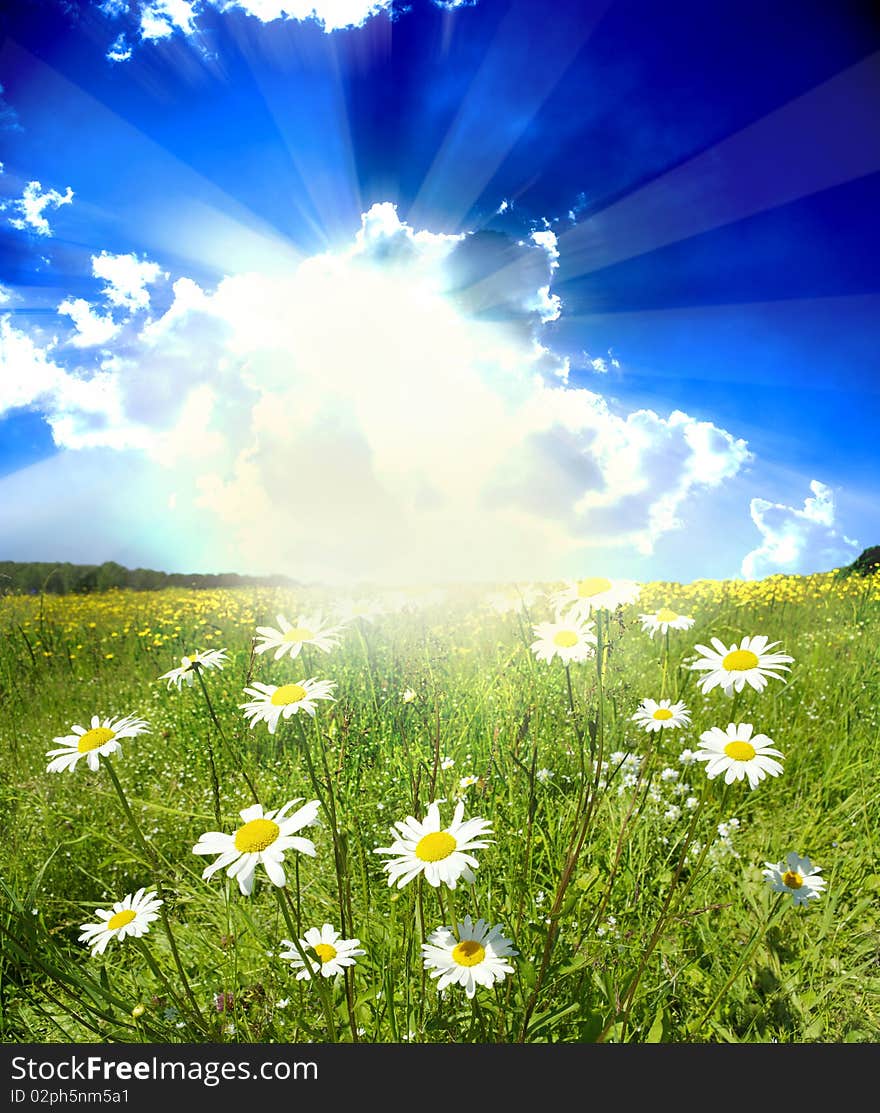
[646,1006,665,1043]
[575,865,601,892]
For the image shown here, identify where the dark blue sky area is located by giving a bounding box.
[4,0,880,243]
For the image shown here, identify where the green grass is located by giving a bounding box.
[0,574,878,1044]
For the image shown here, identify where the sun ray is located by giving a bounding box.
[555,50,880,279]
[559,292,880,391]
[1,39,305,277]
[409,0,611,232]
[454,51,880,316]
[222,15,379,249]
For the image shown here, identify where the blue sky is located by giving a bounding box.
[0,0,878,584]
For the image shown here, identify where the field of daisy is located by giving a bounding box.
[1,571,878,1044]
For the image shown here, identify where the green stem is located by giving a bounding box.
[311,721,359,1042]
[689,894,786,1038]
[354,621,380,718]
[518,612,608,1042]
[661,628,670,700]
[598,778,721,1042]
[101,757,205,1027]
[437,887,452,932]
[564,663,585,787]
[135,938,191,1026]
[195,665,260,803]
[274,887,337,1042]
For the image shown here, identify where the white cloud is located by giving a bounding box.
[741,480,859,578]
[530,229,559,269]
[0,318,68,410]
[57,298,121,348]
[220,0,395,31]
[139,0,199,41]
[7,202,752,583]
[526,230,562,322]
[8,181,74,237]
[575,350,621,377]
[0,317,147,450]
[92,251,166,312]
[106,0,399,51]
[97,0,477,60]
[107,33,133,62]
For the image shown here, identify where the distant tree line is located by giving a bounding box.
[0,561,300,595]
[836,546,880,579]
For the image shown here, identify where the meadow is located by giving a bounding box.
[0,571,878,1044]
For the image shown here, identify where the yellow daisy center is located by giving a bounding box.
[180,653,199,669]
[270,683,308,706]
[234,818,280,853]
[553,630,579,648]
[314,943,337,964]
[652,708,674,721]
[722,649,760,672]
[108,909,137,931]
[452,939,486,967]
[415,831,457,862]
[782,870,803,890]
[577,577,612,598]
[77,726,116,753]
[655,608,678,623]
[724,740,756,762]
[282,627,314,643]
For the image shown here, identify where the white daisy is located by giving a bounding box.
[239,678,336,734]
[695,723,785,789]
[78,888,163,956]
[421,915,517,999]
[638,608,695,638]
[690,635,794,695]
[530,614,597,665]
[550,576,640,619]
[158,648,228,690]
[192,799,320,896]
[46,714,150,774]
[279,924,365,980]
[253,613,343,661]
[374,800,492,890]
[631,698,691,733]
[763,852,827,907]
